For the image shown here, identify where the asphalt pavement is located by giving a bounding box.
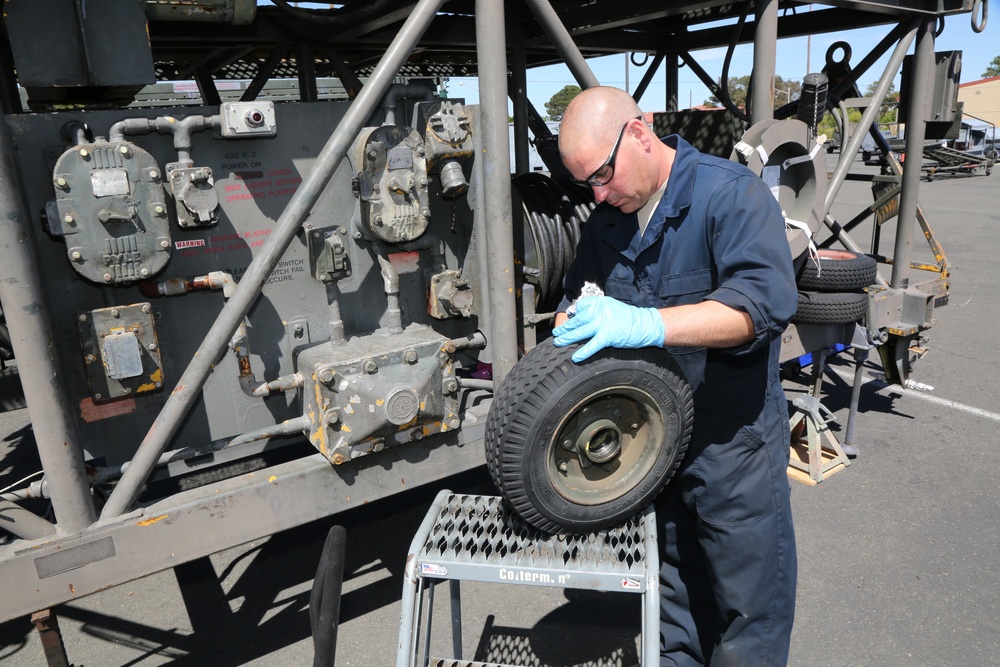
[2,154,999,666]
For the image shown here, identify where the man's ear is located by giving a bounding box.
[632,122,653,152]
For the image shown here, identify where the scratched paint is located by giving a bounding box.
[136,514,168,526]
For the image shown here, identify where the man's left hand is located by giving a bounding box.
[553,296,665,362]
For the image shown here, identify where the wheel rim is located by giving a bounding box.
[547,385,668,506]
[817,249,857,261]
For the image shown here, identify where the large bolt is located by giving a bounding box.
[403,349,418,364]
[55,177,68,189]
[149,170,159,180]
[558,461,569,473]
[154,205,165,215]
[561,439,574,450]
[103,273,113,282]
[160,240,170,249]
[78,148,89,158]
[70,251,81,261]
[111,309,120,318]
[63,214,73,224]
[324,409,339,425]
[447,418,460,430]
[317,366,336,384]
[148,343,157,351]
[119,145,130,157]
[442,378,458,393]
[141,304,151,314]
[140,268,149,276]
[362,359,378,374]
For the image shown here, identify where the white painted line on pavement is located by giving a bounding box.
[828,367,1000,424]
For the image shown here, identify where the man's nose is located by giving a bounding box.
[592,184,609,203]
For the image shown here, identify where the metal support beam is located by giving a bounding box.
[666,52,679,112]
[476,0,518,385]
[892,19,934,290]
[751,0,778,124]
[522,0,599,89]
[823,21,918,217]
[0,500,56,540]
[0,113,96,533]
[510,27,531,175]
[632,52,665,105]
[297,42,319,103]
[100,0,449,520]
[241,42,291,102]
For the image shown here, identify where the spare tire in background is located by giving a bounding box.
[485,339,693,534]
[792,290,868,325]
[797,249,877,292]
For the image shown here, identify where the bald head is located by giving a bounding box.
[559,86,643,159]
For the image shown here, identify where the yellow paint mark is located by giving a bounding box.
[268,475,277,484]
[136,514,168,527]
[376,398,385,406]
[341,424,351,432]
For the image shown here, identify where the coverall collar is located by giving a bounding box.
[602,134,697,262]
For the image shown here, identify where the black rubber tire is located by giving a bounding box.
[797,249,877,292]
[485,339,693,534]
[792,290,868,325]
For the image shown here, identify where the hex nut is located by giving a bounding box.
[404,349,418,364]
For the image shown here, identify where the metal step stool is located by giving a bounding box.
[395,490,660,667]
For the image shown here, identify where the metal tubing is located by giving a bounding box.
[449,579,463,659]
[632,53,665,105]
[0,113,97,532]
[510,27,531,175]
[0,500,56,540]
[892,19,934,290]
[522,0,599,89]
[100,0,448,520]
[751,0,778,124]
[476,0,519,385]
[241,42,291,102]
[666,53,679,112]
[842,346,869,454]
[823,23,918,217]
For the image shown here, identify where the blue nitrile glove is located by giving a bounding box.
[553,296,665,362]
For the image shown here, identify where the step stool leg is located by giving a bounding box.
[450,580,463,660]
[641,506,660,667]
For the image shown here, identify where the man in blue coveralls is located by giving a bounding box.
[553,86,799,666]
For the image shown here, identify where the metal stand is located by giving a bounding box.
[788,395,852,484]
[395,491,660,667]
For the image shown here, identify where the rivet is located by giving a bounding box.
[140,268,149,276]
[154,205,165,215]
[63,214,73,224]
[70,251,81,260]
[160,240,170,249]
[79,148,89,158]
[154,381,162,388]
[149,170,159,179]
[119,146,130,156]
[103,273,113,282]
[78,314,87,323]
[111,309,120,317]
[148,343,157,351]
[55,177,67,188]
[94,393,102,400]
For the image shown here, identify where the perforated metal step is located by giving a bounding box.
[415,493,652,594]
[397,491,660,667]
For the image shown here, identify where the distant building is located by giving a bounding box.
[958,75,1000,128]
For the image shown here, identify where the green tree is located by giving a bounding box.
[703,75,800,111]
[984,55,1000,78]
[544,85,582,121]
[863,80,899,125]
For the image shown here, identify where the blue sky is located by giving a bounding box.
[446,11,1000,115]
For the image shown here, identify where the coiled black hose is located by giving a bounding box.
[511,173,595,312]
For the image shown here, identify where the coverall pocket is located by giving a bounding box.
[658,268,713,304]
[659,269,713,356]
[692,417,778,528]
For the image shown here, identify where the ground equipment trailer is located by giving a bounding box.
[0,0,983,653]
